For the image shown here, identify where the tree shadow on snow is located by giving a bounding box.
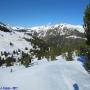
[73,83,79,90]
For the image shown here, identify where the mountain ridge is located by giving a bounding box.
[0,22,85,57]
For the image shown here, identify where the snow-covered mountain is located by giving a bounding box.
[0,22,90,90]
[30,24,85,40]
[0,22,85,57]
[31,23,84,33]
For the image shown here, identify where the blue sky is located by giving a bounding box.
[0,0,89,26]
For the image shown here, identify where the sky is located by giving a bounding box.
[0,0,90,27]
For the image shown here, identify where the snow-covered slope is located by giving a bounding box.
[0,31,32,53]
[0,22,85,55]
[0,22,89,90]
[0,22,30,53]
[0,60,90,90]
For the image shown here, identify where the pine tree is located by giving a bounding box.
[0,56,2,66]
[84,4,90,45]
[66,51,73,61]
[20,52,32,67]
[5,57,16,67]
[83,4,90,69]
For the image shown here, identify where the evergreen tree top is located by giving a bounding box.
[87,4,90,8]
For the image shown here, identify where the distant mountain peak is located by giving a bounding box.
[30,23,84,33]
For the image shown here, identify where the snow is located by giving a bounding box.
[0,59,90,90]
[30,23,84,38]
[30,23,84,33]
[31,25,51,31]
[0,31,32,53]
[0,23,89,90]
[0,23,84,53]
[66,35,86,39]
[31,57,48,65]
[56,55,65,61]
[60,23,84,33]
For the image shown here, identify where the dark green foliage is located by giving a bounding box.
[30,36,49,60]
[78,45,88,56]
[1,51,4,56]
[13,50,16,54]
[5,56,16,67]
[20,52,32,67]
[85,52,90,70]
[49,47,57,60]
[82,46,90,69]
[0,56,2,66]
[0,57,5,66]
[25,34,87,61]
[83,4,90,69]
[10,42,14,46]
[24,37,32,42]
[25,47,28,50]
[2,58,5,65]
[13,50,20,55]
[84,4,90,45]
[18,49,21,52]
[4,51,8,57]
[66,51,73,61]
[29,36,63,61]
[62,47,73,61]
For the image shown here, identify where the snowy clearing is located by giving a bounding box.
[0,60,90,90]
